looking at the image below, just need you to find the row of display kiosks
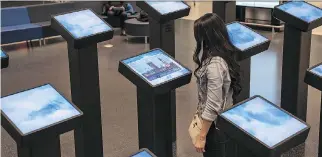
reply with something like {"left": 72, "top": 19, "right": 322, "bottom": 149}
{"left": 305, "top": 62, "right": 322, "bottom": 156}
{"left": 272, "top": 1, "right": 322, "bottom": 121}
{"left": 1, "top": 49, "right": 9, "bottom": 69}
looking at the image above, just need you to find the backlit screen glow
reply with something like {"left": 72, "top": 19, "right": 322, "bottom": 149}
{"left": 1, "top": 50, "right": 7, "bottom": 58}
{"left": 146, "top": 1, "right": 189, "bottom": 15}
{"left": 227, "top": 22, "right": 268, "bottom": 51}
{"left": 122, "top": 49, "right": 190, "bottom": 86}
{"left": 221, "top": 97, "right": 307, "bottom": 148}
{"left": 131, "top": 151, "right": 152, "bottom": 157}
{"left": 310, "top": 64, "right": 322, "bottom": 77}
{"left": 1, "top": 84, "right": 81, "bottom": 135}
{"left": 277, "top": 1, "right": 322, "bottom": 23}
{"left": 54, "top": 9, "right": 112, "bottom": 39}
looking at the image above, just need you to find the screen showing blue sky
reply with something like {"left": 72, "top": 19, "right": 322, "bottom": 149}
{"left": 131, "top": 151, "right": 152, "bottom": 157}
{"left": 1, "top": 84, "right": 81, "bottom": 135}
{"left": 146, "top": 1, "right": 189, "bottom": 15}
{"left": 221, "top": 97, "right": 307, "bottom": 148}
{"left": 1, "top": 50, "right": 7, "bottom": 58}
{"left": 123, "top": 49, "right": 190, "bottom": 86}
{"left": 310, "top": 64, "right": 322, "bottom": 77}
{"left": 227, "top": 22, "right": 268, "bottom": 51}
{"left": 277, "top": 1, "right": 322, "bottom": 23}
{"left": 54, "top": 9, "right": 112, "bottom": 39}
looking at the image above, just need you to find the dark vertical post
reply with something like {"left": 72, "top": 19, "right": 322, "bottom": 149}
{"left": 67, "top": 44, "right": 104, "bottom": 157}
{"left": 319, "top": 95, "right": 322, "bottom": 156}
{"left": 280, "top": 24, "right": 311, "bottom": 121}
{"left": 212, "top": 1, "right": 236, "bottom": 23}
{"left": 236, "top": 58, "right": 251, "bottom": 103}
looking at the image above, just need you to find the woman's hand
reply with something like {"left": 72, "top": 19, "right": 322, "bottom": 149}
{"left": 194, "top": 135, "right": 206, "bottom": 153}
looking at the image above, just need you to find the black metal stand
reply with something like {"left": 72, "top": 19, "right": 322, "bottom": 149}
{"left": 212, "top": 1, "right": 236, "bottom": 23}
{"left": 236, "top": 58, "right": 251, "bottom": 103}
{"left": 137, "top": 88, "right": 176, "bottom": 157}
{"left": 67, "top": 44, "right": 104, "bottom": 157}
{"left": 319, "top": 94, "right": 322, "bottom": 157}
{"left": 17, "top": 135, "right": 61, "bottom": 157}
{"left": 280, "top": 24, "right": 311, "bottom": 121}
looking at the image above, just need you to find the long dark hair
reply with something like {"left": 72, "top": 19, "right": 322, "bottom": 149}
{"left": 193, "top": 13, "right": 241, "bottom": 100}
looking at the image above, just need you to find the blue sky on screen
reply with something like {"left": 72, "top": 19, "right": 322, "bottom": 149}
{"left": 277, "top": 1, "right": 322, "bottom": 23}
{"left": 131, "top": 151, "right": 152, "bottom": 157}
{"left": 1, "top": 50, "right": 6, "bottom": 58}
{"left": 221, "top": 97, "right": 307, "bottom": 147}
{"left": 123, "top": 49, "right": 190, "bottom": 86}
{"left": 146, "top": 1, "right": 188, "bottom": 15}
{"left": 1, "top": 84, "right": 81, "bottom": 134}
{"left": 54, "top": 9, "right": 111, "bottom": 39}
{"left": 227, "top": 23, "right": 268, "bottom": 51}
{"left": 310, "top": 64, "right": 322, "bottom": 77}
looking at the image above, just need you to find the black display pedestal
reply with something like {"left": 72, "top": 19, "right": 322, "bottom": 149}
{"left": 67, "top": 44, "right": 104, "bottom": 157}
{"left": 137, "top": 89, "right": 176, "bottom": 157}
{"left": 236, "top": 58, "right": 251, "bottom": 103}
{"left": 212, "top": 1, "right": 236, "bottom": 23}
{"left": 18, "top": 135, "right": 61, "bottom": 157}
{"left": 280, "top": 24, "right": 311, "bottom": 121}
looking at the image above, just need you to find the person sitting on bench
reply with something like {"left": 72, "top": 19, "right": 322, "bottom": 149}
{"left": 102, "top": 1, "right": 134, "bottom": 36}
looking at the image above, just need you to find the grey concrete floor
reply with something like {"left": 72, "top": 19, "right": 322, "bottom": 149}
{"left": 1, "top": 19, "right": 322, "bottom": 157}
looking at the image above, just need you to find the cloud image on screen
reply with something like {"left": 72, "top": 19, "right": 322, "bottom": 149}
{"left": 1, "top": 50, "right": 7, "bottom": 58}
{"left": 54, "top": 9, "right": 112, "bottom": 39}
{"left": 227, "top": 23, "right": 268, "bottom": 51}
{"left": 1, "top": 84, "right": 81, "bottom": 135}
{"left": 221, "top": 97, "right": 307, "bottom": 147}
{"left": 146, "top": 1, "right": 188, "bottom": 15}
{"left": 132, "top": 151, "right": 152, "bottom": 157}
{"left": 277, "top": 1, "right": 322, "bottom": 23}
{"left": 310, "top": 64, "right": 322, "bottom": 77}
{"left": 123, "top": 49, "right": 190, "bottom": 86}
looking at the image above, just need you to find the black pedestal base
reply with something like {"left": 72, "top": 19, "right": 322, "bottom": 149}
{"left": 280, "top": 25, "right": 311, "bottom": 121}
{"left": 137, "top": 89, "right": 176, "bottom": 157}
{"left": 212, "top": 1, "right": 236, "bottom": 23}
{"left": 67, "top": 44, "right": 104, "bottom": 157}
{"left": 319, "top": 94, "right": 322, "bottom": 157}
{"left": 18, "top": 135, "right": 61, "bottom": 157}
{"left": 236, "top": 58, "right": 251, "bottom": 103}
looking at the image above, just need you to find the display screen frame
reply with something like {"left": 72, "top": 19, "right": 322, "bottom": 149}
{"left": 1, "top": 84, "right": 83, "bottom": 136}
{"left": 129, "top": 148, "right": 157, "bottom": 157}
{"left": 308, "top": 62, "right": 322, "bottom": 79}
{"left": 275, "top": 1, "right": 322, "bottom": 24}
{"left": 52, "top": 8, "right": 113, "bottom": 40}
{"left": 145, "top": 1, "right": 190, "bottom": 16}
{"left": 220, "top": 95, "right": 309, "bottom": 149}
{"left": 120, "top": 48, "right": 191, "bottom": 88}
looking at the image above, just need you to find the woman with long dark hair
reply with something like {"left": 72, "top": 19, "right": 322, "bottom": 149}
{"left": 191, "top": 13, "right": 241, "bottom": 157}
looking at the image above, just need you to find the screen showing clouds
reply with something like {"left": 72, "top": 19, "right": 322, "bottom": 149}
{"left": 123, "top": 49, "right": 190, "bottom": 86}
{"left": 221, "top": 97, "right": 307, "bottom": 148}
{"left": 227, "top": 23, "right": 268, "bottom": 51}
{"left": 1, "top": 50, "right": 7, "bottom": 58}
{"left": 54, "top": 9, "right": 112, "bottom": 39}
{"left": 277, "top": 1, "right": 322, "bottom": 23}
{"left": 131, "top": 151, "right": 152, "bottom": 157}
{"left": 1, "top": 84, "right": 81, "bottom": 135}
{"left": 146, "top": 1, "right": 189, "bottom": 15}
{"left": 310, "top": 64, "right": 322, "bottom": 77}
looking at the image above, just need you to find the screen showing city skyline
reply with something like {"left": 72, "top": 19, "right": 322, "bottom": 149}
{"left": 146, "top": 1, "right": 189, "bottom": 15}
{"left": 277, "top": 1, "right": 322, "bottom": 23}
{"left": 122, "top": 49, "right": 190, "bottom": 86}
{"left": 131, "top": 151, "right": 153, "bottom": 157}
{"left": 1, "top": 50, "right": 7, "bottom": 58}
{"left": 227, "top": 22, "right": 268, "bottom": 51}
{"left": 310, "top": 64, "right": 322, "bottom": 77}
{"left": 221, "top": 97, "right": 308, "bottom": 148}
{"left": 54, "top": 9, "right": 112, "bottom": 39}
{"left": 1, "top": 84, "right": 81, "bottom": 135}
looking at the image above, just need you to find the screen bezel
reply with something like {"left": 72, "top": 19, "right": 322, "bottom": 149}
{"left": 308, "top": 62, "right": 322, "bottom": 79}
{"left": 1, "top": 83, "right": 83, "bottom": 136}
{"left": 145, "top": 1, "right": 190, "bottom": 16}
{"left": 130, "top": 148, "right": 157, "bottom": 157}
{"left": 52, "top": 8, "right": 113, "bottom": 40}
{"left": 226, "top": 22, "right": 270, "bottom": 52}
{"left": 220, "top": 95, "right": 309, "bottom": 149}
{"left": 275, "top": 1, "right": 322, "bottom": 24}
{"left": 120, "top": 48, "right": 192, "bottom": 88}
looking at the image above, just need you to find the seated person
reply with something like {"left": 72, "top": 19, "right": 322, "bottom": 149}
{"left": 102, "top": 1, "right": 135, "bottom": 36}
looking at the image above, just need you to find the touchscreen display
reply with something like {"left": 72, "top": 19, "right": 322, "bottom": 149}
{"left": 310, "top": 64, "right": 322, "bottom": 77}
{"left": 221, "top": 97, "right": 308, "bottom": 148}
{"left": 1, "top": 84, "right": 81, "bottom": 135}
{"left": 146, "top": 1, "right": 189, "bottom": 15}
{"left": 122, "top": 49, "right": 190, "bottom": 86}
{"left": 227, "top": 22, "right": 268, "bottom": 51}
{"left": 54, "top": 9, "right": 112, "bottom": 39}
{"left": 277, "top": 1, "right": 322, "bottom": 23}
{"left": 131, "top": 150, "right": 152, "bottom": 157}
{"left": 1, "top": 50, "right": 7, "bottom": 58}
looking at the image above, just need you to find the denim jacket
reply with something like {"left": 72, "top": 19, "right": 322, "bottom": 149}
{"left": 196, "top": 56, "right": 233, "bottom": 122}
